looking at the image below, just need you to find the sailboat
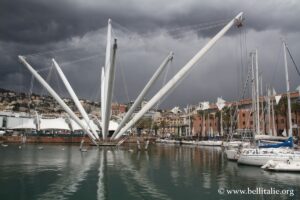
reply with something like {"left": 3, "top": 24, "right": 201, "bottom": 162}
{"left": 262, "top": 158, "right": 300, "bottom": 172}
{"left": 224, "top": 53, "right": 256, "bottom": 161}
{"left": 237, "top": 41, "right": 300, "bottom": 166}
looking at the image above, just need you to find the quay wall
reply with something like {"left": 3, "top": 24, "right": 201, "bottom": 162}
{"left": 0, "top": 135, "right": 157, "bottom": 144}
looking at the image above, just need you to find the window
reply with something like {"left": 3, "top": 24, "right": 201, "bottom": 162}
{"left": 243, "top": 121, "right": 246, "bottom": 125}
{"left": 242, "top": 113, "right": 245, "bottom": 117}
{"left": 281, "top": 119, "right": 284, "bottom": 124}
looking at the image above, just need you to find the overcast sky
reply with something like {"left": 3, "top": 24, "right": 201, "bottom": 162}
{"left": 1, "top": 0, "right": 300, "bottom": 108}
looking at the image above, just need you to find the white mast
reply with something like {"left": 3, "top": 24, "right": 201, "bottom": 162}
{"left": 202, "top": 111, "right": 205, "bottom": 137}
{"left": 260, "top": 76, "right": 265, "bottom": 134}
{"left": 255, "top": 49, "right": 260, "bottom": 134}
{"left": 52, "top": 59, "right": 100, "bottom": 140}
{"left": 271, "top": 95, "right": 277, "bottom": 136}
{"left": 111, "top": 52, "right": 173, "bottom": 139}
{"left": 216, "top": 97, "right": 225, "bottom": 136}
{"left": 101, "top": 19, "right": 112, "bottom": 139}
{"left": 101, "top": 66, "right": 105, "bottom": 138}
{"left": 283, "top": 41, "right": 293, "bottom": 137}
{"left": 18, "top": 56, "right": 98, "bottom": 145}
{"left": 188, "top": 105, "right": 191, "bottom": 136}
{"left": 251, "top": 53, "right": 256, "bottom": 133}
{"left": 230, "top": 107, "right": 233, "bottom": 134}
{"left": 267, "top": 87, "right": 271, "bottom": 135}
{"left": 105, "top": 38, "right": 117, "bottom": 137}
{"left": 114, "top": 12, "right": 244, "bottom": 139}
{"left": 220, "top": 110, "right": 223, "bottom": 136}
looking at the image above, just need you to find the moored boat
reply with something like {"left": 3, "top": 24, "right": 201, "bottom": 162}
{"left": 237, "top": 148, "right": 300, "bottom": 166}
{"left": 262, "top": 159, "right": 300, "bottom": 172}
{"left": 198, "top": 140, "right": 223, "bottom": 146}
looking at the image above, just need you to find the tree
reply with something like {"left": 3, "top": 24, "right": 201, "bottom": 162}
{"left": 291, "top": 100, "right": 300, "bottom": 136}
{"left": 275, "top": 96, "right": 288, "bottom": 134}
{"left": 222, "top": 107, "right": 231, "bottom": 134}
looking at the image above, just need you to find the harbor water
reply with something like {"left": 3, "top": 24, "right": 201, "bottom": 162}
{"left": 0, "top": 144, "right": 299, "bottom": 200}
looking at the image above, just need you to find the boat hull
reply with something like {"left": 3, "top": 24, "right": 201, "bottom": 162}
{"left": 238, "top": 151, "right": 300, "bottom": 166}
{"left": 262, "top": 160, "right": 300, "bottom": 172}
{"left": 225, "top": 149, "right": 239, "bottom": 161}
{"left": 198, "top": 141, "right": 223, "bottom": 146}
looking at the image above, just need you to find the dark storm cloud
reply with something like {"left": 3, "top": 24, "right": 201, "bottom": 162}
{"left": 2, "top": 0, "right": 300, "bottom": 44}
{"left": 1, "top": 0, "right": 300, "bottom": 108}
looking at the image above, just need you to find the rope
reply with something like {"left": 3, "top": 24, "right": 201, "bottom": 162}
{"left": 112, "top": 18, "right": 230, "bottom": 39}
{"left": 36, "top": 54, "right": 101, "bottom": 72}
{"left": 53, "top": 67, "right": 64, "bottom": 98}
{"left": 24, "top": 47, "right": 85, "bottom": 57}
{"left": 119, "top": 59, "right": 130, "bottom": 103}
{"left": 40, "top": 62, "right": 54, "bottom": 96}
{"left": 271, "top": 45, "right": 282, "bottom": 87}
{"left": 148, "top": 59, "right": 172, "bottom": 133}
{"left": 286, "top": 46, "right": 300, "bottom": 77}
{"left": 229, "top": 27, "right": 251, "bottom": 134}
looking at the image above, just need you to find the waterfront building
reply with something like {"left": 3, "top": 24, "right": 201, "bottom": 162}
{"left": 191, "top": 91, "right": 300, "bottom": 138}
{"left": 154, "top": 109, "right": 185, "bottom": 137}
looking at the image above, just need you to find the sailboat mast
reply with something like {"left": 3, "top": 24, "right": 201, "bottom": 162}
{"left": 283, "top": 41, "right": 293, "bottom": 137}
{"left": 271, "top": 95, "right": 276, "bottom": 136}
{"left": 202, "top": 111, "right": 205, "bottom": 137}
{"left": 189, "top": 105, "right": 191, "bottom": 136}
{"left": 267, "top": 87, "right": 271, "bottom": 135}
{"left": 255, "top": 49, "right": 260, "bottom": 134}
{"left": 260, "top": 76, "right": 265, "bottom": 134}
{"left": 220, "top": 110, "right": 223, "bottom": 136}
{"left": 251, "top": 53, "right": 256, "bottom": 134}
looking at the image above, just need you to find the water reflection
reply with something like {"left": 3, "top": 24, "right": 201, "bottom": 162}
{"left": 112, "top": 149, "right": 171, "bottom": 200}
{"left": 1, "top": 144, "right": 300, "bottom": 200}
{"left": 36, "top": 148, "right": 98, "bottom": 200}
{"left": 97, "top": 150, "right": 105, "bottom": 200}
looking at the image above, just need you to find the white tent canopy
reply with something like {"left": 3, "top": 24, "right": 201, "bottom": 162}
{"left": 96, "top": 120, "right": 118, "bottom": 131}
{"left": 109, "top": 120, "right": 118, "bottom": 131}
{"left": 6, "top": 116, "right": 36, "bottom": 129}
{"left": 70, "top": 119, "right": 100, "bottom": 132}
{"left": 0, "top": 116, "right": 3, "bottom": 128}
{"left": 40, "top": 118, "right": 70, "bottom": 130}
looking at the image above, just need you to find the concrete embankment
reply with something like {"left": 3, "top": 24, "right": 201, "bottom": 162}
{"left": 0, "top": 135, "right": 157, "bottom": 145}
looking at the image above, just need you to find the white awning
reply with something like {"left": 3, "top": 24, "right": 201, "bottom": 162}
{"left": 0, "top": 116, "right": 3, "bottom": 128}
{"left": 70, "top": 119, "right": 81, "bottom": 131}
{"left": 109, "top": 120, "right": 118, "bottom": 131}
{"left": 96, "top": 120, "right": 118, "bottom": 131}
{"left": 6, "top": 116, "right": 36, "bottom": 129}
{"left": 40, "top": 118, "right": 70, "bottom": 130}
{"left": 70, "top": 119, "right": 100, "bottom": 131}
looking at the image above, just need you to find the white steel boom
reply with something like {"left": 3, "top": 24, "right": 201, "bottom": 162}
{"left": 111, "top": 52, "right": 173, "bottom": 139}
{"left": 115, "top": 12, "right": 244, "bottom": 139}
{"left": 101, "top": 19, "right": 112, "bottom": 139}
{"left": 52, "top": 59, "right": 100, "bottom": 140}
{"left": 103, "top": 38, "right": 117, "bottom": 138}
{"left": 101, "top": 66, "right": 105, "bottom": 139}
{"left": 18, "top": 56, "right": 98, "bottom": 145}
{"left": 102, "top": 19, "right": 118, "bottom": 139}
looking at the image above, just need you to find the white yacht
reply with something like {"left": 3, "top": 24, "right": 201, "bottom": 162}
{"left": 262, "top": 159, "right": 300, "bottom": 172}
{"left": 237, "top": 148, "right": 300, "bottom": 166}
{"left": 198, "top": 140, "right": 223, "bottom": 146}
